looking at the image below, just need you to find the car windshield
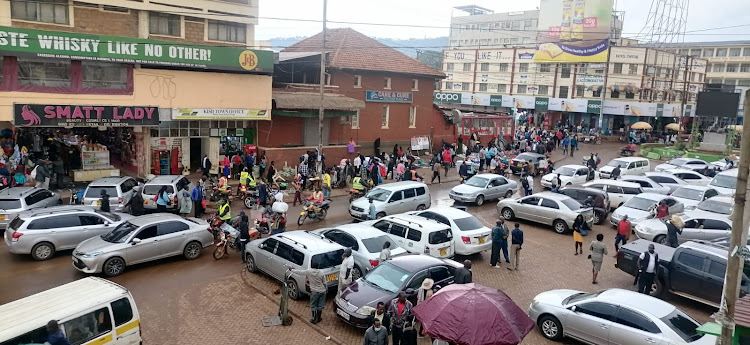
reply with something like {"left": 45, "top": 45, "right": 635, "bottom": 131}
{"left": 667, "top": 158, "right": 688, "bottom": 166}
{"left": 607, "top": 160, "right": 628, "bottom": 168}
{"left": 710, "top": 175, "right": 737, "bottom": 189}
{"left": 465, "top": 177, "right": 488, "bottom": 188}
{"left": 623, "top": 197, "right": 657, "bottom": 211}
{"left": 561, "top": 198, "right": 582, "bottom": 211}
{"left": 660, "top": 309, "right": 704, "bottom": 342}
{"left": 362, "top": 235, "right": 394, "bottom": 253}
{"left": 311, "top": 249, "right": 344, "bottom": 269}
{"left": 454, "top": 216, "right": 484, "bottom": 231}
{"left": 85, "top": 186, "right": 118, "bottom": 198}
{"left": 95, "top": 210, "right": 121, "bottom": 222}
{"left": 366, "top": 188, "right": 391, "bottom": 202}
{"left": 363, "top": 262, "right": 410, "bottom": 293}
{"left": 0, "top": 199, "right": 22, "bottom": 210}
{"left": 101, "top": 221, "right": 138, "bottom": 243}
{"left": 555, "top": 167, "right": 576, "bottom": 176}
{"left": 671, "top": 188, "right": 703, "bottom": 200}
{"left": 697, "top": 200, "right": 733, "bottom": 215}
{"left": 562, "top": 290, "right": 604, "bottom": 305}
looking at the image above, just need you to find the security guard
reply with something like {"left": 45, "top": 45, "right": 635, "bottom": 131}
{"left": 217, "top": 199, "right": 231, "bottom": 222}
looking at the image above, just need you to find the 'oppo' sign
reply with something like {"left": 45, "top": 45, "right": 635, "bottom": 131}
{"left": 434, "top": 92, "right": 461, "bottom": 103}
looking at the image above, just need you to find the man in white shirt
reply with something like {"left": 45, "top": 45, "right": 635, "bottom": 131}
{"left": 637, "top": 244, "right": 659, "bottom": 295}
{"left": 337, "top": 248, "right": 355, "bottom": 298}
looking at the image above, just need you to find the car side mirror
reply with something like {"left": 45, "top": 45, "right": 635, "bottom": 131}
{"left": 569, "top": 305, "right": 577, "bottom": 312}
{"left": 104, "top": 222, "right": 110, "bottom": 227}
{"left": 259, "top": 243, "right": 266, "bottom": 249}
{"left": 131, "top": 238, "right": 142, "bottom": 245}
{"left": 405, "top": 288, "right": 416, "bottom": 295}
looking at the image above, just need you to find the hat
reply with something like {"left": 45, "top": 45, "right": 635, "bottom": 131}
{"left": 420, "top": 278, "right": 434, "bottom": 290}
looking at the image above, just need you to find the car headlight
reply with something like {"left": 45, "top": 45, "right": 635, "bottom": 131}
{"left": 356, "top": 306, "right": 376, "bottom": 316}
{"left": 530, "top": 298, "right": 539, "bottom": 310}
{"left": 81, "top": 251, "right": 103, "bottom": 258}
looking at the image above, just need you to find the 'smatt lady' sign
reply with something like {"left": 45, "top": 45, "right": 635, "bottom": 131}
{"left": 14, "top": 104, "right": 160, "bottom": 127}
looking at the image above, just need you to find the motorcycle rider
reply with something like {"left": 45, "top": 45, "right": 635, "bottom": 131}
{"left": 217, "top": 198, "right": 231, "bottom": 225}
{"left": 307, "top": 187, "right": 325, "bottom": 205}
{"left": 217, "top": 173, "right": 229, "bottom": 195}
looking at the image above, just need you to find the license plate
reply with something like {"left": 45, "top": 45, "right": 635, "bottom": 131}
{"left": 0, "top": 215, "right": 5, "bottom": 220}
{"left": 336, "top": 308, "right": 350, "bottom": 320}
{"left": 96, "top": 200, "right": 102, "bottom": 206}
{"left": 326, "top": 273, "right": 337, "bottom": 282}
{"left": 440, "top": 248, "right": 447, "bottom": 256}
{"left": 517, "top": 163, "right": 523, "bottom": 167}
{"left": 478, "top": 237, "right": 485, "bottom": 244}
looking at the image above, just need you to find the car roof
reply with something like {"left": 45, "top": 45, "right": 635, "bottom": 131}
{"left": 277, "top": 231, "right": 345, "bottom": 253}
{"left": 674, "top": 185, "right": 713, "bottom": 192}
{"left": 327, "top": 224, "right": 393, "bottom": 239}
{"left": 515, "top": 152, "right": 545, "bottom": 157}
{"left": 644, "top": 171, "right": 681, "bottom": 179}
{"left": 0, "top": 187, "right": 38, "bottom": 198}
{"left": 373, "top": 181, "right": 427, "bottom": 191}
{"left": 530, "top": 191, "right": 573, "bottom": 201}
{"left": 680, "top": 240, "right": 731, "bottom": 259}
{"left": 558, "top": 164, "right": 588, "bottom": 170}
{"left": 716, "top": 168, "right": 739, "bottom": 177}
{"left": 146, "top": 175, "right": 183, "bottom": 184}
{"left": 583, "top": 180, "right": 641, "bottom": 188}
{"left": 620, "top": 175, "right": 653, "bottom": 181}
{"left": 88, "top": 176, "right": 132, "bottom": 185}
{"left": 387, "top": 253, "right": 462, "bottom": 272}
{"left": 19, "top": 205, "right": 98, "bottom": 218}
{"left": 380, "top": 214, "right": 451, "bottom": 231}
{"left": 705, "top": 196, "right": 733, "bottom": 204}
{"left": 560, "top": 186, "right": 608, "bottom": 196}
{"left": 597, "top": 289, "right": 675, "bottom": 318}
{"left": 679, "top": 210, "right": 732, "bottom": 221}
{"left": 128, "top": 213, "right": 184, "bottom": 226}
{"left": 474, "top": 173, "right": 504, "bottom": 179}
{"left": 662, "top": 168, "right": 705, "bottom": 175}
{"left": 415, "top": 206, "right": 475, "bottom": 219}
{"left": 631, "top": 193, "right": 673, "bottom": 201}
{"left": 610, "top": 157, "right": 648, "bottom": 162}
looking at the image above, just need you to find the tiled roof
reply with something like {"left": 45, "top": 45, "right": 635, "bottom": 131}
{"left": 283, "top": 28, "right": 445, "bottom": 78}
{"left": 735, "top": 295, "right": 750, "bottom": 328}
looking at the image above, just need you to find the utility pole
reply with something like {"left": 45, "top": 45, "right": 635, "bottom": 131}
{"left": 599, "top": 46, "right": 611, "bottom": 132}
{"left": 678, "top": 55, "right": 690, "bottom": 139}
{"left": 317, "top": 0, "right": 328, "bottom": 173}
{"left": 719, "top": 89, "right": 750, "bottom": 345}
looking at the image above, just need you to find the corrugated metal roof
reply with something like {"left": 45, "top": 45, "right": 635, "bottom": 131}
{"left": 278, "top": 51, "right": 322, "bottom": 62}
{"left": 273, "top": 91, "right": 365, "bottom": 111}
{"left": 735, "top": 295, "right": 750, "bottom": 328}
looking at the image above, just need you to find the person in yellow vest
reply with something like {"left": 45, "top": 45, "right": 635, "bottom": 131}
{"left": 240, "top": 168, "right": 249, "bottom": 186}
{"left": 352, "top": 176, "right": 366, "bottom": 192}
{"left": 217, "top": 199, "right": 231, "bottom": 223}
{"left": 218, "top": 174, "right": 229, "bottom": 193}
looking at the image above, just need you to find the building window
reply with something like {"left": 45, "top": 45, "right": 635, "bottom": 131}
{"left": 741, "top": 64, "right": 750, "bottom": 73}
{"left": 384, "top": 77, "right": 391, "bottom": 89}
{"left": 730, "top": 48, "right": 742, "bottom": 57}
{"left": 646, "top": 66, "right": 655, "bottom": 76}
{"left": 727, "top": 64, "right": 739, "bottom": 72}
{"left": 0, "top": 57, "right": 4, "bottom": 85}
{"left": 499, "top": 63, "right": 509, "bottom": 72}
{"left": 690, "top": 72, "right": 696, "bottom": 81}
{"left": 444, "top": 82, "right": 452, "bottom": 90}
{"left": 207, "top": 20, "right": 246, "bottom": 43}
{"left": 560, "top": 64, "right": 571, "bottom": 78}
{"left": 511, "top": 21, "right": 520, "bottom": 30}
{"left": 744, "top": 48, "right": 750, "bottom": 57}
{"left": 739, "top": 79, "right": 750, "bottom": 87}
{"left": 351, "top": 110, "right": 359, "bottom": 129}
{"left": 690, "top": 49, "right": 701, "bottom": 57}
{"left": 575, "top": 85, "right": 585, "bottom": 97}
{"left": 539, "top": 64, "right": 551, "bottom": 73}
{"left": 446, "top": 63, "right": 454, "bottom": 71}
{"left": 408, "top": 106, "right": 417, "bottom": 128}
{"left": 611, "top": 91, "right": 620, "bottom": 98}
{"left": 463, "top": 63, "right": 471, "bottom": 72}
{"left": 82, "top": 62, "right": 127, "bottom": 89}
{"left": 17, "top": 57, "right": 71, "bottom": 87}
{"left": 592, "top": 89, "right": 601, "bottom": 97}
{"left": 354, "top": 75, "right": 362, "bottom": 88}
{"left": 480, "top": 63, "right": 489, "bottom": 72}
{"left": 11, "top": 0, "right": 69, "bottom": 25}
{"left": 381, "top": 106, "right": 389, "bottom": 128}
{"left": 519, "top": 63, "right": 529, "bottom": 72}
{"left": 613, "top": 63, "right": 623, "bottom": 74}
{"left": 498, "top": 84, "right": 507, "bottom": 93}
{"left": 558, "top": 86, "right": 569, "bottom": 98}
{"left": 478, "top": 83, "right": 487, "bottom": 91}
{"left": 678, "top": 49, "right": 688, "bottom": 55}
{"left": 150, "top": 12, "right": 181, "bottom": 36}
{"left": 725, "top": 79, "right": 737, "bottom": 85}
{"left": 629, "top": 64, "right": 638, "bottom": 75}
{"left": 517, "top": 85, "right": 527, "bottom": 94}
{"left": 702, "top": 49, "right": 714, "bottom": 57}
{"left": 461, "top": 82, "right": 470, "bottom": 91}
{"left": 714, "top": 64, "right": 725, "bottom": 72}
{"left": 411, "top": 79, "right": 418, "bottom": 91}
{"left": 625, "top": 91, "right": 635, "bottom": 99}
{"left": 716, "top": 48, "right": 728, "bottom": 57}
{"left": 538, "top": 85, "right": 549, "bottom": 95}
{"left": 510, "top": 38, "right": 518, "bottom": 45}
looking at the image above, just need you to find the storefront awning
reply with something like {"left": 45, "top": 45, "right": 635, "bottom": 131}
{"left": 273, "top": 91, "right": 365, "bottom": 111}
{"left": 587, "top": 85, "right": 603, "bottom": 92}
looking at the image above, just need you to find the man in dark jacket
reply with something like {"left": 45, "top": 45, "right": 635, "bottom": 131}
{"left": 611, "top": 165, "right": 621, "bottom": 180}
{"left": 125, "top": 187, "right": 144, "bottom": 216}
{"left": 490, "top": 220, "right": 509, "bottom": 267}
{"left": 34, "top": 159, "right": 50, "bottom": 189}
{"left": 363, "top": 318, "right": 389, "bottom": 345}
{"left": 636, "top": 244, "right": 659, "bottom": 295}
{"left": 454, "top": 260, "right": 472, "bottom": 284}
{"left": 387, "top": 292, "right": 413, "bottom": 345}
{"left": 368, "top": 302, "right": 391, "bottom": 332}
{"left": 99, "top": 189, "right": 110, "bottom": 213}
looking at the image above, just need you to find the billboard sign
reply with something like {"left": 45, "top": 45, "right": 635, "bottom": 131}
{"left": 433, "top": 92, "right": 462, "bottom": 104}
{"left": 172, "top": 108, "right": 269, "bottom": 121}
{"left": 366, "top": 91, "right": 413, "bottom": 103}
{"left": 14, "top": 104, "right": 159, "bottom": 127}
{"left": 534, "top": 0, "right": 613, "bottom": 63}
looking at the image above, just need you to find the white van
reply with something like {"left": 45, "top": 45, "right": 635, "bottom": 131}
{"left": 0, "top": 277, "right": 141, "bottom": 345}
{"left": 366, "top": 214, "right": 454, "bottom": 258}
{"left": 582, "top": 180, "right": 644, "bottom": 209}
{"left": 349, "top": 181, "right": 431, "bottom": 220}
{"left": 598, "top": 157, "right": 651, "bottom": 179}
{"left": 709, "top": 168, "right": 739, "bottom": 195}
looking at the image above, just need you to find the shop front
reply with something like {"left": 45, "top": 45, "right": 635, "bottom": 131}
{"left": 12, "top": 103, "right": 159, "bottom": 181}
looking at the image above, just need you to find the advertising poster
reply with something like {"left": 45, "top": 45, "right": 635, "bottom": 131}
{"left": 534, "top": 0, "right": 613, "bottom": 63}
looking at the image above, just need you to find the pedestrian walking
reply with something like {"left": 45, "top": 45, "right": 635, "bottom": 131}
{"left": 589, "top": 234, "right": 608, "bottom": 284}
{"left": 337, "top": 248, "right": 354, "bottom": 299}
{"left": 363, "top": 318, "right": 389, "bottom": 345}
{"left": 430, "top": 158, "right": 441, "bottom": 184}
{"left": 155, "top": 185, "right": 170, "bottom": 212}
{"left": 288, "top": 262, "right": 327, "bottom": 324}
{"left": 615, "top": 215, "right": 631, "bottom": 253}
{"left": 33, "top": 159, "right": 50, "bottom": 189}
{"left": 125, "top": 186, "right": 144, "bottom": 216}
{"left": 292, "top": 174, "right": 303, "bottom": 206}
{"left": 636, "top": 244, "right": 659, "bottom": 295}
{"left": 177, "top": 185, "right": 192, "bottom": 217}
{"left": 572, "top": 214, "right": 587, "bottom": 255}
{"left": 508, "top": 223, "right": 524, "bottom": 271}
{"left": 52, "top": 156, "right": 65, "bottom": 189}
{"left": 570, "top": 136, "right": 578, "bottom": 157}
{"left": 202, "top": 155, "right": 212, "bottom": 176}
{"left": 522, "top": 174, "right": 533, "bottom": 196}
{"left": 238, "top": 211, "right": 250, "bottom": 256}
{"left": 387, "top": 292, "right": 414, "bottom": 345}
{"left": 562, "top": 136, "right": 570, "bottom": 155}
{"left": 367, "top": 198, "right": 378, "bottom": 220}
{"left": 99, "top": 189, "right": 110, "bottom": 213}
{"left": 415, "top": 278, "right": 434, "bottom": 338}
{"left": 490, "top": 219, "right": 510, "bottom": 267}
{"left": 666, "top": 215, "right": 684, "bottom": 248}
{"left": 191, "top": 182, "right": 204, "bottom": 218}
{"left": 454, "top": 260, "right": 472, "bottom": 284}
{"left": 379, "top": 241, "right": 392, "bottom": 262}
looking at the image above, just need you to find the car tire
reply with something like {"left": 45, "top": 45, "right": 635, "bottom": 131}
{"left": 352, "top": 266, "right": 363, "bottom": 281}
{"left": 652, "top": 278, "right": 664, "bottom": 296}
{"left": 245, "top": 254, "right": 258, "bottom": 273}
{"left": 184, "top": 241, "right": 202, "bottom": 260}
{"left": 552, "top": 219, "right": 569, "bottom": 234}
{"left": 103, "top": 257, "right": 126, "bottom": 277}
{"left": 416, "top": 205, "right": 426, "bottom": 211}
{"left": 376, "top": 212, "right": 386, "bottom": 219}
{"left": 287, "top": 279, "right": 301, "bottom": 300}
{"left": 475, "top": 195, "right": 485, "bottom": 206}
{"left": 654, "top": 235, "right": 667, "bottom": 245}
{"left": 538, "top": 315, "right": 563, "bottom": 341}
{"left": 31, "top": 242, "right": 55, "bottom": 261}
{"left": 593, "top": 211, "right": 604, "bottom": 225}
{"left": 504, "top": 190, "right": 513, "bottom": 199}
{"left": 501, "top": 208, "right": 515, "bottom": 220}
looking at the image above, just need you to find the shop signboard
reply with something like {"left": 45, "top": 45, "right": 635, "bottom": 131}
{"left": 576, "top": 75, "right": 605, "bottom": 84}
{"left": 433, "top": 92, "right": 462, "bottom": 104}
{"left": 490, "top": 95, "right": 504, "bottom": 106}
{"left": 501, "top": 95, "right": 515, "bottom": 108}
{"left": 13, "top": 104, "right": 159, "bottom": 127}
{"left": 172, "top": 108, "right": 270, "bottom": 120}
{"left": 0, "top": 26, "right": 274, "bottom": 73}
{"left": 548, "top": 98, "right": 564, "bottom": 111}
{"left": 366, "top": 91, "right": 413, "bottom": 103}
{"left": 563, "top": 99, "right": 589, "bottom": 113}
{"left": 587, "top": 100, "right": 602, "bottom": 113}
{"left": 515, "top": 96, "right": 535, "bottom": 109}
{"left": 469, "top": 93, "right": 491, "bottom": 106}
{"left": 534, "top": 0, "right": 613, "bottom": 62}
{"left": 535, "top": 97, "right": 550, "bottom": 110}
{"left": 603, "top": 100, "right": 625, "bottom": 115}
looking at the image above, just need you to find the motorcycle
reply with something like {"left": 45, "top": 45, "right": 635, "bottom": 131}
{"left": 297, "top": 199, "right": 331, "bottom": 226}
{"left": 349, "top": 188, "right": 367, "bottom": 202}
{"left": 210, "top": 185, "right": 233, "bottom": 203}
{"left": 213, "top": 222, "right": 240, "bottom": 260}
{"left": 620, "top": 143, "right": 637, "bottom": 157}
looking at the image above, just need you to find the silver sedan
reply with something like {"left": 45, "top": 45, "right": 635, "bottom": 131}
{"left": 496, "top": 192, "right": 594, "bottom": 234}
{"left": 528, "top": 288, "right": 716, "bottom": 344}
{"left": 449, "top": 173, "right": 517, "bottom": 206}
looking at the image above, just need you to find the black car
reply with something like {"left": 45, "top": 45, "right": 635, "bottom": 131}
{"left": 334, "top": 254, "right": 462, "bottom": 328}
{"left": 558, "top": 186, "right": 610, "bottom": 225}
{"left": 509, "top": 153, "right": 546, "bottom": 175}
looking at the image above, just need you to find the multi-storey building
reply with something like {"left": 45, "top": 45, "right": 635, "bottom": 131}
{"left": 449, "top": 6, "right": 540, "bottom": 49}
{"left": 0, "top": 0, "right": 272, "bottom": 178}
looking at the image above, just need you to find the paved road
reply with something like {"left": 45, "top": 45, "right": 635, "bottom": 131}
{"left": 0, "top": 141, "right": 725, "bottom": 344}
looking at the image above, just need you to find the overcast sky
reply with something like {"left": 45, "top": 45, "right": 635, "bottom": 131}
{"left": 256, "top": 0, "right": 750, "bottom": 44}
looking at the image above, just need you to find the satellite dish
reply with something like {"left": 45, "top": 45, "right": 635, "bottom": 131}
{"left": 450, "top": 109, "right": 463, "bottom": 124}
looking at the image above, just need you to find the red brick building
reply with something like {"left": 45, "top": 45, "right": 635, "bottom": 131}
{"left": 258, "top": 28, "right": 453, "bottom": 166}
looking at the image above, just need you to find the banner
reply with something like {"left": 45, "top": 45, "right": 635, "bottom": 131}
{"left": 433, "top": 92, "right": 462, "bottom": 104}
{"left": 14, "top": 104, "right": 160, "bottom": 127}
{"left": 366, "top": 91, "right": 413, "bottom": 103}
{"left": 534, "top": 0, "right": 613, "bottom": 62}
{"left": 172, "top": 108, "right": 269, "bottom": 121}
{"left": 587, "top": 100, "right": 602, "bottom": 113}
{"left": 0, "top": 26, "right": 274, "bottom": 73}
{"left": 535, "top": 97, "right": 550, "bottom": 110}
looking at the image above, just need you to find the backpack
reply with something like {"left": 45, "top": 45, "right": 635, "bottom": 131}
{"left": 521, "top": 177, "right": 530, "bottom": 189}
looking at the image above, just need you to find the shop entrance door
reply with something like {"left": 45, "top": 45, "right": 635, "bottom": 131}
{"left": 190, "top": 138, "right": 202, "bottom": 173}
{"left": 303, "top": 118, "right": 329, "bottom": 146}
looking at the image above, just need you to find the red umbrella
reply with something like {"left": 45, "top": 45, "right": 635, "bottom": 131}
{"left": 413, "top": 283, "right": 534, "bottom": 345}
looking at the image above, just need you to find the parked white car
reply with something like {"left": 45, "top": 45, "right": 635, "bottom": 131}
{"left": 541, "top": 165, "right": 591, "bottom": 189}
{"left": 695, "top": 196, "right": 733, "bottom": 218}
{"left": 670, "top": 185, "right": 721, "bottom": 210}
{"left": 449, "top": 174, "right": 516, "bottom": 206}
{"left": 643, "top": 172, "right": 688, "bottom": 194}
{"left": 662, "top": 169, "right": 712, "bottom": 187}
{"left": 708, "top": 168, "right": 738, "bottom": 195}
{"left": 407, "top": 206, "right": 492, "bottom": 256}
{"left": 598, "top": 157, "right": 650, "bottom": 179}
{"left": 609, "top": 193, "right": 684, "bottom": 227}
{"left": 581, "top": 180, "right": 643, "bottom": 209}
{"left": 634, "top": 211, "right": 732, "bottom": 245}
{"left": 496, "top": 192, "right": 594, "bottom": 234}
{"left": 619, "top": 175, "right": 671, "bottom": 195}
{"left": 655, "top": 158, "right": 711, "bottom": 173}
